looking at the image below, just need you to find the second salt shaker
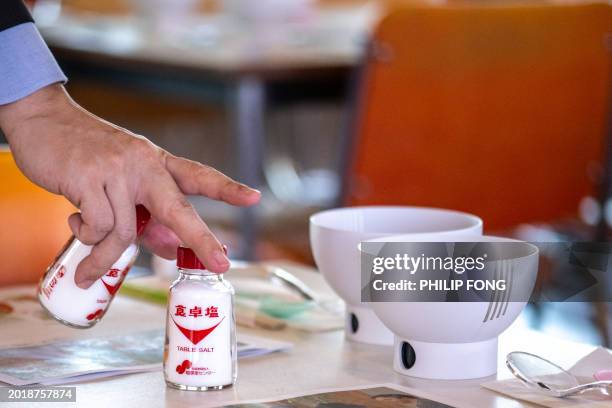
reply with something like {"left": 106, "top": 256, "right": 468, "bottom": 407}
{"left": 164, "top": 246, "right": 236, "bottom": 390}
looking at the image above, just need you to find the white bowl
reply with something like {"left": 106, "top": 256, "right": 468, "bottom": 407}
{"left": 367, "top": 235, "right": 538, "bottom": 379}
{"left": 309, "top": 206, "right": 483, "bottom": 345}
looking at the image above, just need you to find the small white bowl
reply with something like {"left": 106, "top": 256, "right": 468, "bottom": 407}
{"left": 309, "top": 206, "right": 482, "bottom": 345}
{"left": 367, "top": 235, "right": 538, "bottom": 379}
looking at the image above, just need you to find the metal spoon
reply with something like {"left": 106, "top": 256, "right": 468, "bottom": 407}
{"left": 230, "top": 262, "right": 343, "bottom": 314}
{"left": 507, "top": 351, "right": 612, "bottom": 398}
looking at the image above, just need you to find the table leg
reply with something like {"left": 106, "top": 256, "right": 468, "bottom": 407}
{"left": 228, "top": 76, "right": 266, "bottom": 260}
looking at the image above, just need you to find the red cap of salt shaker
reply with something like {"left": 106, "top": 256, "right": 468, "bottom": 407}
{"left": 136, "top": 205, "right": 151, "bottom": 236}
{"left": 177, "top": 247, "right": 206, "bottom": 270}
{"left": 176, "top": 245, "right": 228, "bottom": 270}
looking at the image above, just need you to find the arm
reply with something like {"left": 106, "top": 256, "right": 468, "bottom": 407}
{"left": 0, "top": 1, "right": 66, "bottom": 104}
{"left": 0, "top": 4, "right": 260, "bottom": 288}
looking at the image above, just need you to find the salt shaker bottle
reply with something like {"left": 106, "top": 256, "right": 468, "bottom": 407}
{"left": 164, "top": 246, "right": 236, "bottom": 391}
{"left": 38, "top": 205, "right": 151, "bottom": 328}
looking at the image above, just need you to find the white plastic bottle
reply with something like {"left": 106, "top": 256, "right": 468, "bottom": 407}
{"left": 164, "top": 246, "right": 236, "bottom": 391}
{"left": 38, "top": 205, "right": 150, "bottom": 328}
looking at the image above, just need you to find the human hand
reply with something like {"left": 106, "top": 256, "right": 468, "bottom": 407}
{"left": 0, "top": 84, "right": 260, "bottom": 288}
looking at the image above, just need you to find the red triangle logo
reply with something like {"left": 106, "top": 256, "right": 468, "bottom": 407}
{"left": 172, "top": 317, "right": 225, "bottom": 345}
{"left": 101, "top": 280, "right": 120, "bottom": 295}
{"left": 100, "top": 267, "right": 130, "bottom": 295}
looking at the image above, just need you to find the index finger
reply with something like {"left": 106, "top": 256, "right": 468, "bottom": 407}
{"left": 165, "top": 155, "right": 260, "bottom": 207}
{"left": 142, "top": 173, "right": 230, "bottom": 273}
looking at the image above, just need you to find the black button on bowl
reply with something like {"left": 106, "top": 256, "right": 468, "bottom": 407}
{"left": 401, "top": 341, "right": 416, "bottom": 369}
{"left": 350, "top": 313, "right": 359, "bottom": 333}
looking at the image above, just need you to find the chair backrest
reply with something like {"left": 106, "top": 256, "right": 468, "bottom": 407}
{"left": 344, "top": 3, "right": 612, "bottom": 230}
{"left": 0, "top": 149, "right": 74, "bottom": 286}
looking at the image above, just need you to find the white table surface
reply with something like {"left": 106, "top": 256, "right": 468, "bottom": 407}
{"left": 0, "top": 261, "right": 598, "bottom": 408}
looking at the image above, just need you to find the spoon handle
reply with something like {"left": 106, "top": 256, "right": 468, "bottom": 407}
{"left": 566, "top": 380, "right": 612, "bottom": 397}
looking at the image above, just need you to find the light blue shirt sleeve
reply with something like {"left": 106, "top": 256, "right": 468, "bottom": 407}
{"left": 0, "top": 22, "right": 67, "bottom": 105}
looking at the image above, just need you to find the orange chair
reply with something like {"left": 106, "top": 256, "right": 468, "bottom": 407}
{"left": 345, "top": 3, "right": 612, "bottom": 231}
{"left": 0, "top": 149, "right": 74, "bottom": 286}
